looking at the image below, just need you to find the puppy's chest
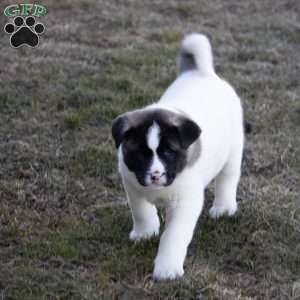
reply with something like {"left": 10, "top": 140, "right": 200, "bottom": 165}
{"left": 144, "top": 189, "right": 180, "bottom": 207}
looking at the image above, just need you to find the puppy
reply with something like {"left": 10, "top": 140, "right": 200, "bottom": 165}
{"left": 112, "top": 33, "right": 244, "bottom": 280}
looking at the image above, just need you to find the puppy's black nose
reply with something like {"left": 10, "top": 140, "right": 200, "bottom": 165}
{"left": 151, "top": 172, "right": 160, "bottom": 182}
{"left": 151, "top": 171, "right": 165, "bottom": 182}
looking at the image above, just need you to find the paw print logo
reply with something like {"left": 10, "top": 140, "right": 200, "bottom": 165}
{"left": 4, "top": 16, "right": 45, "bottom": 48}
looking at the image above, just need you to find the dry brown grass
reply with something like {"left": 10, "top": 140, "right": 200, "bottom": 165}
{"left": 0, "top": 0, "right": 299, "bottom": 299}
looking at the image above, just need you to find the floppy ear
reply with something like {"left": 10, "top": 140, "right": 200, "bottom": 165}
{"left": 111, "top": 114, "right": 130, "bottom": 148}
{"left": 176, "top": 117, "right": 201, "bottom": 149}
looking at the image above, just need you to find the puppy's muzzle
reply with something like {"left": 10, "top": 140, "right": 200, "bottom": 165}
{"left": 150, "top": 171, "right": 166, "bottom": 184}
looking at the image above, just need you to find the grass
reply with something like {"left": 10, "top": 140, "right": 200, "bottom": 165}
{"left": 0, "top": 0, "right": 300, "bottom": 299}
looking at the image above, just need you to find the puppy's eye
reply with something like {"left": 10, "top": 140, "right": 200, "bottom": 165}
{"left": 161, "top": 145, "right": 176, "bottom": 156}
{"left": 164, "top": 149, "right": 174, "bottom": 155}
{"left": 127, "top": 142, "right": 151, "bottom": 156}
{"left": 124, "top": 139, "right": 141, "bottom": 150}
{"left": 140, "top": 145, "right": 152, "bottom": 156}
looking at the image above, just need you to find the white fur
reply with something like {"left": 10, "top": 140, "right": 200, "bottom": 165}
{"left": 177, "top": 33, "right": 215, "bottom": 76}
{"left": 117, "top": 33, "right": 244, "bottom": 280}
{"left": 147, "top": 122, "right": 160, "bottom": 150}
{"left": 146, "top": 122, "right": 166, "bottom": 186}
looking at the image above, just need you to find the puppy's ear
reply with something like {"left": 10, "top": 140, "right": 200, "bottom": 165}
{"left": 176, "top": 117, "right": 201, "bottom": 149}
{"left": 111, "top": 114, "right": 130, "bottom": 148}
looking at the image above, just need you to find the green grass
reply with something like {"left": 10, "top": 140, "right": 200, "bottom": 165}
{"left": 3, "top": 202, "right": 300, "bottom": 299}
{"left": 72, "top": 145, "right": 115, "bottom": 177}
{"left": 0, "top": 0, "right": 299, "bottom": 299}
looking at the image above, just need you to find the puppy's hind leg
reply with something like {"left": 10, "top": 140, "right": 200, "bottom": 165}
{"left": 209, "top": 144, "right": 243, "bottom": 219}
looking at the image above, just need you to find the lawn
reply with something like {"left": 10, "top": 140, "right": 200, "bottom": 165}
{"left": 0, "top": 0, "right": 299, "bottom": 299}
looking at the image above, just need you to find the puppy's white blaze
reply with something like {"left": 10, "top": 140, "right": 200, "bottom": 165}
{"left": 147, "top": 122, "right": 160, "bottom": 150}
{"left": 151, "top": 153, "right": 165, "bottom": 174}
{"left": 147, "top": 122, "right": 165, "bottom": 175}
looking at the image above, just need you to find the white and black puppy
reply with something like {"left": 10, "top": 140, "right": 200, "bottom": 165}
{"left": 112, "top": 33, "right": 244, "bottom": 280}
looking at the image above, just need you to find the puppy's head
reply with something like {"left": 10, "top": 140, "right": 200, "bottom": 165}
{"left": 112, "top": 109, "right": 201, "bottom": 188}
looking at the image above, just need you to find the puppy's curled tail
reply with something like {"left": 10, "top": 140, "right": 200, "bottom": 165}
{"left": 177, "top": 33, "right": 215, "bottom": 76}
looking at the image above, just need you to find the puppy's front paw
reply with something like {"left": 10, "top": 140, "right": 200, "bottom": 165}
{"left": 153, "top": 259, "right": 184, "bottom": 280}
{"left": 209, "top": 202, "right": 237, "bottom": 219}
{"left": 129, "top": 223, "right": 159, "bottom": 241}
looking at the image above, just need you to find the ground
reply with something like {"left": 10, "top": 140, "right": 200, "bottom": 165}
{"left": 0, "top": 0, "right": 300, "bottom": 299}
